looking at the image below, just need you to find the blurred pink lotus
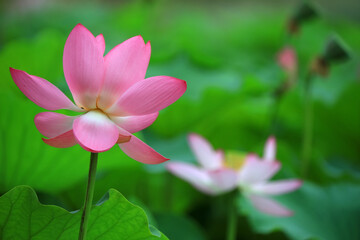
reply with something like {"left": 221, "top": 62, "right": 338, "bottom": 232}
{"left": 277, "top": 46, "right": 298, "bottom": 76}
{"left": 238, "top": 137, "right": 302, "bottom": 216}
{"left": 10, "top": 24, "right": 186, "bottom": 164}
{"left": 167, "top": 133, "right": 238, "bottom": 195}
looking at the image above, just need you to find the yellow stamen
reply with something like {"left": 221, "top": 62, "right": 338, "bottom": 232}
{"left": 224, "top": 151, "right": 247, "bottom": 170}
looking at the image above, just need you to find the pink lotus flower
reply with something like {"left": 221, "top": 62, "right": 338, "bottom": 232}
{"left": 238, "top": 137, "right": 302, "bottom": 216}
{"left": 277, "top": 46, "right": 298, "bottom": 75}
{"left": 166, "top": 133, "right": 238, "bottom": 195}
{"left": 9, "top": 24, "right": 186, "bottom": 164}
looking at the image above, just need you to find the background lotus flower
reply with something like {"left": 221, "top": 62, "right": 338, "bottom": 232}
{"left": 277, "top": 46, "right": 298, "bottom": 75}
{"left": 9, "top": 24, "right": 187, "bottom": 164}
{"left": 166, "top": 133, "right": 238, "bottom": 195}
{"left": 238, "top": 137, "right": 302, "bottom": 216}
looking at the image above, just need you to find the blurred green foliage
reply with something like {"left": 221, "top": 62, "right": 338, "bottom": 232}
{"left": 239, "top": 182, "right": 360, "bottom": 240}
{"left": 1, "top": 0, "right": 359, "bottom": 239}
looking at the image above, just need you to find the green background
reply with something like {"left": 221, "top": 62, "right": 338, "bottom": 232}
{"left": 1, "top": 0, "right": 359, "bottom": 239}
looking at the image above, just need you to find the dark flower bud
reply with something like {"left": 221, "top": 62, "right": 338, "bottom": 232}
{"left": 310, "top": 36, "right": 350, "bottom": 77}
{"left": 321, "top": 35, "right": 351, "bottom": 64}
{"left": 288, "top": 2, "right": 318, "bottom": 34}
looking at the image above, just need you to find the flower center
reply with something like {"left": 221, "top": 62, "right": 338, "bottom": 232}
{"left": 224, "top": 151, "right": 246, "bottom": 170}
{"left": 84, "top": 109, "right": 111, "bottom": 122}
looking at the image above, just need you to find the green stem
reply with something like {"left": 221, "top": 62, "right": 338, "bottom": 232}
{"left": 301, "top": 72, "right": 314, "bottom": 177}
{"left": 79, "top": 152, "right": 98, "bottom": 240}
{"left": 270, "top": 93, "right": 282, "bottom": 135}
{"left": 226, "top": 192, "right": 237, "bottom": 240}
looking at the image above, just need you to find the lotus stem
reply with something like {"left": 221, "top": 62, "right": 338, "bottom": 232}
{"left": 226, "top": 191, "right": 237, "bottom": 240}
{"left": 79, "top": 152, "right": 98, "bottom": 240}
{"left": 301, "top": 72, "right": 314, "bottom": 177}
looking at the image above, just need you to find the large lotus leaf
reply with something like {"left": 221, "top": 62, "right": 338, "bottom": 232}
{"left": 239, "top": 182, "right": 360, "bottom": 240}
{"left": 0, "top": 185, "right": 167, "bottom": 240}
